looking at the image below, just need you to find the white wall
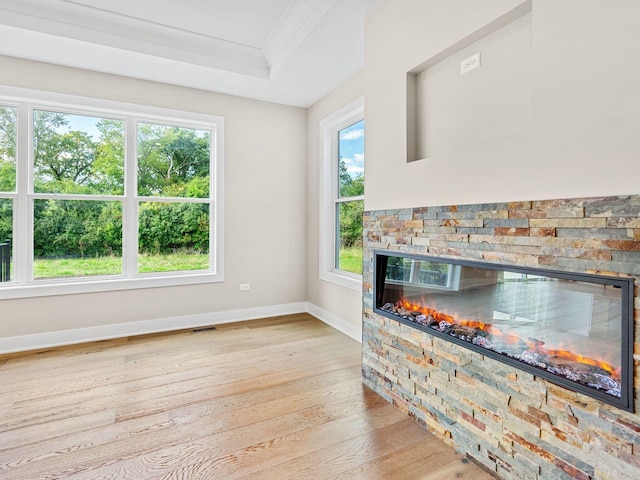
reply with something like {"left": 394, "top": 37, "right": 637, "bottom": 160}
{"left": 0, "top": 56, "right": 307, "bottom": 340}
{"left": 414, "top": 12, "right": 531, "bottom": 159}
{"left": 365, "top": 0, "right": 640, "bottom": 211}
{"left": 306, "top": 71, "right": 364, "bottom": 340}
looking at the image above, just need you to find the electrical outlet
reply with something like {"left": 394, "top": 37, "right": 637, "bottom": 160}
{"left": 460, "top": 52, "right": 481, "bottom": 75}
{"left": 239, "top": 283, "right": 250, "bottom": 291}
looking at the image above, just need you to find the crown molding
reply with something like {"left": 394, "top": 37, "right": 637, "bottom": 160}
{"left": 0, "top": 0, "right": 378, "bottom": 107}
{"left": 263, "top": 0, "right": 339, "bottom": 78}
{"left": 0, "top": 0, "right": 270, "bottom": 78}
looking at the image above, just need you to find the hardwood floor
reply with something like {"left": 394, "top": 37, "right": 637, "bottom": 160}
{"left": 0, "top": 313, "right": 495, "bottom": 479}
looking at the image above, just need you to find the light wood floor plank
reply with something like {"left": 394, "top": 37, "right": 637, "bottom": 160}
{"left": 234, "top": 417, "right": 433, "bottom": 480}
{"left": 0, "top": 313, "right": 497, "bottom": 480}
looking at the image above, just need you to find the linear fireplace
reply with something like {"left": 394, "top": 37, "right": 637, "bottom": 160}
{"left": 374, "top": 251, "right": 634, "bottom": 411}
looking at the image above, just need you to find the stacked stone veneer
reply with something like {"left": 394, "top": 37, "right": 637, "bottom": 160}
{"left": 362, "top": 195, "right": 640, "bottom": 480}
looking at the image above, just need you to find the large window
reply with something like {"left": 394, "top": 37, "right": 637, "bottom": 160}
{"left": 320, "top": 98, "right": 364, "bottom": 290}
{"left": 0, "top": 87, "right": 223, "bottom": 298}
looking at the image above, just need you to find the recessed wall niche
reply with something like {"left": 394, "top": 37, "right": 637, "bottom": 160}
{"left": 406, "top": 5, "right": 532, "bottom": 162}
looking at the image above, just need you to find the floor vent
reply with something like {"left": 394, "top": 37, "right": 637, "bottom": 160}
{"left": 191, "top": 326, "right": 218, "bottom": 333}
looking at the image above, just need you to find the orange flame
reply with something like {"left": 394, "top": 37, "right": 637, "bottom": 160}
{"left": 399, "top": 298, "right": 620, "bottom": 380}
{"left": 530, "top": 344, "right": 620, "bottom": 380}
{"left": 459, "top": 319, "right": 489, "bottom": 330}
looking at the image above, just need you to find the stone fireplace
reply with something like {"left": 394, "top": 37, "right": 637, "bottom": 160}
{"left": 374, "top": 252, "right": 633, "bottom": 411}
{"left": 362, "top": 195, "right": 640, "bottom": 480}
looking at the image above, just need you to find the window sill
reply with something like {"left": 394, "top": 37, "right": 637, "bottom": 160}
{"left": 319, "top": 270, "right": 362, "bottom": 292}
{"left": 0, "top": 272, "right": 223, "bottom": 300}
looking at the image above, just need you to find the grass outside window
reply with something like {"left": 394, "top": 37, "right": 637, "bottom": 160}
{"left": 338, "top": 246, "right": 362, "bottom": 275}
{"left": 34, "top": 252, "right": 208, "bottom": 279}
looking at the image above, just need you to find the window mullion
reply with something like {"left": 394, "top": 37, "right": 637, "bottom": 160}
{"left": 123, "top": 117, "right": 138, "bottom": 277}
{"left": 210, "top": 125, "right": 219, "bottom": 274}
{"left": 14, "top": 104, "right": 32, "bottom": 283}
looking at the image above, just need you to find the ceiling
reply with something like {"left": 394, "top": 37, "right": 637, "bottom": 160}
{"left": 0, "top": 0, "right": 382, "bottom": 107}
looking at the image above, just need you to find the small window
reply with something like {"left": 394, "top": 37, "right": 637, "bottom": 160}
{"left": 137, "top": 123, "right": 211, "bottom": 274}
{"left": 319, "top": 98, "right": 364, "bottom": 291}
{"left": 31, "top": 110, "right": 125, "bottom": 280}
{"left": 336, "top": 119, "right": 364, "bottom": 274}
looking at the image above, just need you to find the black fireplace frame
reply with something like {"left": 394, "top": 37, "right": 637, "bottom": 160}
{"left": 373, "top": 250, "right": 635, "bottom": 412}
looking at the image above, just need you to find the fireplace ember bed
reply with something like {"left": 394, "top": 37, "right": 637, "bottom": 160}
{"left": 374, "top": 251, "right": 634, "bottom": 411}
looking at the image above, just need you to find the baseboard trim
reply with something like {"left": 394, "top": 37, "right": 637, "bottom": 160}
{"left": 0, "top": 302, "right": 308, "bottom": 354}
{"left": 306, "top": 303, "right": 362, "bottom": 342}
{"left": 0, "top": 302, "right": 362, "bottom": 354}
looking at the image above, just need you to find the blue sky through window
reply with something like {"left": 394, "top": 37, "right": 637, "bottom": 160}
{"left": 338, "top": 119, "right": 364, "bottom": 180}
{"left": 46, "top": 112, "right": 105, "bottom": 140}
{"left": 62, "top": 114, "right": 102, "bottom": 139}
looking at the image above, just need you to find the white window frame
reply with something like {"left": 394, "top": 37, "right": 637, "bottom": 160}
{"left": 0, "top": 86, "right": 224, "bottom": 300}
{"left": 319, "top": 97, "right": 364, "bottom": 291}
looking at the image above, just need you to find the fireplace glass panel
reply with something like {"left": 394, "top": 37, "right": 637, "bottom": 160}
{"left": 374, "top": 252, "right": 633, "bottom": 408}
